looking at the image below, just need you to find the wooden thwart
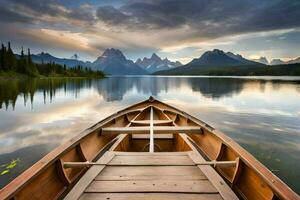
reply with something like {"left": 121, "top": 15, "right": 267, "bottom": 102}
{"left": 131, "top": 119, "right": 173, "bottom": 125}
{"left": 101, "top": 126, "right": 202, "bottom": 135}
{"left": 113, "top": 152, "right": 188, "bottom": 156}
{"left": 64, "top": 160, "right": 236, "bottom": 168}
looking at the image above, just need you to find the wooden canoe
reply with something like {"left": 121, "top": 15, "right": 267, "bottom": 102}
{"left": 0, "top": 96, "right": 298, "bottom": 200}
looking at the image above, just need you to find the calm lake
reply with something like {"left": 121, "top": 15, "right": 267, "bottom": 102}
{"left": 0, "top": 76, "right": 300, "bottom": 194}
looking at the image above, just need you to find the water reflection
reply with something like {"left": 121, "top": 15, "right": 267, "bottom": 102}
{"left": 1, "top": 77, "right": 300, "bottom": 107}
{"left": 0, "top": 78, "right": 93, "bottom": 109}
{"left": 0, "top": 76, "right": 300, "bottom": 194}
{"left": 95, "top": 77, "right": 246, "bottom": 101}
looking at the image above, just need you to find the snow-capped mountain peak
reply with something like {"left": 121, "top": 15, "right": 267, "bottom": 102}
{"left": 135, "top": 53, "right": 182, "bottom": 73}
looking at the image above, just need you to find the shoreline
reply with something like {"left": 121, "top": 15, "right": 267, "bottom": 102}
{"left": 0, "top": 72, "right": 106, "bottom": 80}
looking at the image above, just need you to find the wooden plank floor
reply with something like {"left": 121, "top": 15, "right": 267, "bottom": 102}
{"left": 108, "top": 154, "right": 195, "bottom": 165}
{"left": 66, "top": 151, "right": 238, "bottom": 200}
{"left": 79, "top": 193, "right": 223, "bottom": 200}
{"left": 95, "top": 166, "right": 207, "bottom": 181}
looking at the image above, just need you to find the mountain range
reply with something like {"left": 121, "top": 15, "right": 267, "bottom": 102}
{"left": 156, "top": 49, "right": 264, "bottom": 75}
{"left": 135, "top": 53, "right": 182, "bottom": 73}
{"left": 92, "top": 48, "right": 147, "bottom": 75}
{"left": 269, "top": 59, "right": 285, "bottom": 65}
{"left": 27, "top": 52, "right": 93, "bottom": 68}
{"left": 252, "top": 57, "right": 269, "bottom": 65}
{"left": 19, "top": 49, "right": 181, "bottom": 75}
{"left": 190, "top": 49, "right": 263, "bottom": 66}
{"left": 253, "top": 56, "right": 300, "bottom": 65}
{"left": 17, "top": 48, "right": 300, "bottom": 75}
{"left": 286, "top": 57, "right": 300, "bottom": 64}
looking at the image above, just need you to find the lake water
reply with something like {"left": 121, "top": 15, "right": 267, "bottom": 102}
{"left": 0, "top": 76, "right": 300, "bottom": 194}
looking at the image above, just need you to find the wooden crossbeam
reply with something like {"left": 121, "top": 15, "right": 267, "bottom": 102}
{"left": 101, "top": 126, "right": 202, "bottom": 135}
{"left": 131, "top": 120, "right": 173, "bottom": 125}
{"left": 63, "top": 160, "right": 236, "bottom": 168}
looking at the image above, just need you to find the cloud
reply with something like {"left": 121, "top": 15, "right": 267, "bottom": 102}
{"left": 67, "top": 4, "right": 96, "bottom": 24}
{"left": 0, "top": 0, "right": 96, "bottom": 27}
{"left": 0, "top": 26, "right": 97, "bottom": 54}
{"left": 10, "top": 0, "right": 67, "bottom": 16}
{"left": 96, "top": 6, "right": 131, "bottom": 26}
{"left": 0, "top": 6, "right": 34, "bottom": 23}
{"left": 0, "top": 0, "right": 299, "bottom": 61}
{"left": 245, "top": 0, "right": 300, "bottom": 31}
{"left": 96, "top": 0, "right": 300, "bottom": 38}
{"left": 2, "top": 0, "right": 300, "bottom": 39}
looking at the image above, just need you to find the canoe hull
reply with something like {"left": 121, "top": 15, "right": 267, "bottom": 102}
{"left": 0, "top": 97, "right": 298, "bottom": 200}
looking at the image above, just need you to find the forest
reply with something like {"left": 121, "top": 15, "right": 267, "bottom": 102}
{"left": 0, "top": 42, "right": 105, "bottom": 78}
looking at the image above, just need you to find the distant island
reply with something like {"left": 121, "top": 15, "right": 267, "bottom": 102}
{"left": 0, "top": 42, "right": 105, "bottom": 79}
{"left": 154, "top": 49, "right": 300, "bottom": 76}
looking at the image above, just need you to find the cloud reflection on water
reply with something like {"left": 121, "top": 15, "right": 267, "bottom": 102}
{"left": 0, "top": 76, "right": 299, "bottom": 193}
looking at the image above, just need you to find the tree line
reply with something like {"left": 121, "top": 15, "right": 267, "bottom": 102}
{"left": 154, "top": 63, "right": 300, "bottom": 76}
{"left": 0, "top": 42, "right": 105, "bottom": 78}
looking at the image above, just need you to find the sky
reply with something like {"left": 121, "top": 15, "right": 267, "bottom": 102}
{"left": 0, "top": 0, "right": 299, "bottom": 64}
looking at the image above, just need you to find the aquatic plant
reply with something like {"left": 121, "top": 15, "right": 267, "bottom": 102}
{"left": 0, "top": 159, "right": 20, "bottom": 176}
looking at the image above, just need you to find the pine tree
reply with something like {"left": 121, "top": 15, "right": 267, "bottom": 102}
{"left": 27, "top": 48, "right": 32, "bottom": 65}
{"left": 17, "top": 47, "right": 26, "bottom": 73}
{"left": 1, "top": 44, "right": 8, "bottom": 71}
{"left": 0, "top": 44, "right": 4, "bottom": 71}
{"left": 25, "top": 48, "right": 38, "bottom": 76}
{"left": 7, "top": 42, "right": 17, "bottom": 71}
{"left": 4, "top": 46, "right": 8, "bottom": 70}
{"left": 21, "top": 46, "right": 24, "bottom": 58}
